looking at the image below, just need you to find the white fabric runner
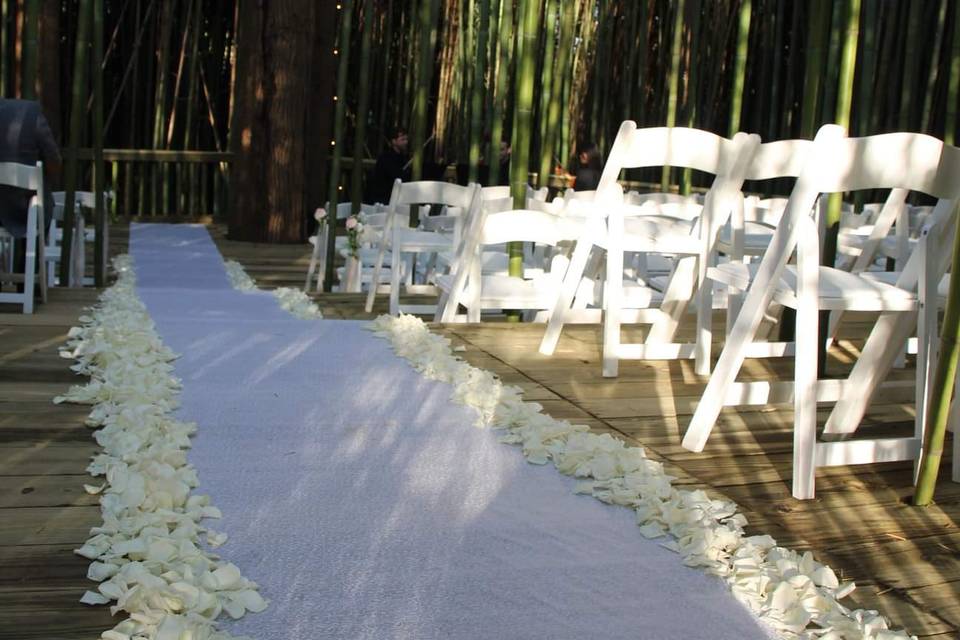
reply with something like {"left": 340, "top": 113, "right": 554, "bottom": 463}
{"left": 130, "top": 223, "right": 773, "bottom": 640}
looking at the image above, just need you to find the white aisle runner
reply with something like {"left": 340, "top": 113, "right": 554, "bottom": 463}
{"left": 130, "top": 223, "right": 772, "bottom": 640}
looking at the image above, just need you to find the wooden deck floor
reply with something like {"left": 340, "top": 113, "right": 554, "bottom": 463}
{"left": 2, "top": 223, "right": 956, "bottom": 638}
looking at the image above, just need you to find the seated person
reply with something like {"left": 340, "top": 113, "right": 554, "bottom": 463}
{"left": 366, "top": 126, "right": 410, "bottom": 205}
{"left": 570, "top": 142, "right": 602, "bottom": 192}
{"left": 0, "top": 99, "right": 60, "bottom": 239}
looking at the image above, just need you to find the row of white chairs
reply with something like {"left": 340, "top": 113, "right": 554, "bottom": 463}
{"left": 0, "top": 159, "right": 113, "bottom": 313}
{"left": 304, "top": 123, "right": 960, "bottom": 500}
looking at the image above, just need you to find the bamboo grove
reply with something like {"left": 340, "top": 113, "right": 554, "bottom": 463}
{"left": 0, "top": 0, "right": 236, "bottom": 223}
{"left": 3, "top": 1, "right": 959, "bottom": 234}
{"left": 327, "top": 0, "right": 960, "bottom": 209}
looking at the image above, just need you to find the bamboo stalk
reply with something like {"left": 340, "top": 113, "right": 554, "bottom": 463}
{"left": 166, "top": 0, "right": 194, "bottom": 147}
{"left": 921, "top": 0, "right": 949, "bottom": 134}
{"left": 661, "top": 0, "right": 685, "bottom": 191}
{"left": 945, "top": 1, "right": 960, "bottom": 146}
{"left": 483, "top": 0, "right": 500, "bottom": 182}
{"left": 487, "top": 0, "right": 512, "bottom": 187}
{"left": 377, "top": 0, "right": 394, "bottom": 139}
{"left": 541, "top": 0, "right": 572, "bottom": 189}
{"left": 323, "top": 0, "right": 354, "bottom": 291}
{"left": 728, "top": 0, "right": 750, "bottom": 135}
{"left": 801, "top": 0, "right": 830, "bottom": 138}
{"left": 21, "top": 0, "right": 37, "bottom": 99}
{"left": 181, "top": 1, "right": 200, "bottom": 213}
{"left": 899, "top": 0, "right": 924, "bottom": 130}
{"left": 855, "top": 0, "right": 877, "bottom": 135}
{"left": 914, "top": 205, "right": 960, "bottom": 505}
{"left": 93, "top": 0, "right": 106, "bottom": 286}
{"left": 411, "top": 0, "right": 439, "bottom": 180}
{"left": 351, "top": 0, "right": 374, "bottom": 213}
{"left": 509, "top": 0, "right": 541, "bottom": 282}
{"left": 680, "top": 0, "right": 700, "bottom": 195}
{"left": 61, "top": 0, "right": 93, "bottom": 286}
{"left": 1, "top": 0, "right": 7, "bottom": 95}
{"left": 468, "top": 0, "right": 489, "bottom": 183}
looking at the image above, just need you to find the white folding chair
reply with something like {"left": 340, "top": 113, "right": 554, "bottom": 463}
{"left": 305, "top": 201, "right": 351, "bottom": 292}
{"left": 695, "top": 137, "right": 816, "bottom": 369}
{"left": 305, "top": 201, "right": 385, "bottom": 292}
{"left": 48, "top": 190, "right": 111, "bottom": 287}
{"left": 435, "top": 207, "right": 593, "bottom": 323}
{"left": 364, "top": 180, "right": 481, "bottom": 316}
{"left": 0, "top": 161, "right": 45, "bottom": 313}
{"left": 538, "top": 123, "right": 761, "bottom": 378}
{"left": 683, "top": 125, "right": 960, "bottom": 499}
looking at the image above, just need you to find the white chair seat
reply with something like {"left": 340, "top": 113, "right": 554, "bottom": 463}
{"left": 621, "top": 216, "right": 697, "bottom": 253}
{"left": 716, "top": 225, "right": 775, "bottom": 255}
{"left": 393, "top": 227, "right": 455, "bottom": 251}
{"left": 709, "top": 262, "right": 918, "bottom": 311}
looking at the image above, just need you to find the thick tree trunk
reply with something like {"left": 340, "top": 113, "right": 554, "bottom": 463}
{"left": 228, "top": 0, "right": 319, "bottom": 243}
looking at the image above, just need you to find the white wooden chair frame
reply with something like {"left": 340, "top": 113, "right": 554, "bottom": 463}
{"left": 682, "top": 125, "right": 960, "bottom": 499}
{"left": 0, "top": 162, "right": 46, "bottom": 313}
{"left": 434, "top": 191, "right": 594, "bottom": 323}
{"left": 364, "top": 180, "right": 480, "bottom": 316}
{"left": 537, "top": 123, "right": 762, "bottom": 378}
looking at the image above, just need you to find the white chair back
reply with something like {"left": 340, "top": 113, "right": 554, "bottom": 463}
{"left": 0, "top": 161, "right": 45, "bottom": 313}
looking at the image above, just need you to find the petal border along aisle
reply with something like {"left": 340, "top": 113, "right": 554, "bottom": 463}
{"left": 366, "top": 314, "right": 913, "bottom": 640}
{"left": 57, "top": 255, "right": 267, "bottom": 640}
{"left": 59, "top": 250, "right": 912, "bottom": 640}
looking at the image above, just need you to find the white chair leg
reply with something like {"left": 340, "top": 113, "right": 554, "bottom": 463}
{"left": 23, "top": 205, "right": 36, "bottom": 314}
{"left": 824, "top": 312, "right": 917, "bottom": 435}
{"left": 646, "top": 255, "right": 696, "bottom": 344}
{"left": 683, "top": 266, "right": 783, "bottom": 452}
{"left": 694, "top": 274, "right": 713, "bottom": 376}
{"left": 792, "top": 306, "right": 819, "bottom": 499}
{"left": 364, "top": 217, "right": 393, "bottom": 313}
{"left": 602, "top": 229, "right": 623, "bottom": 378}
{"left": 539, "top": 233, "right": 596, "bottom": 356}
{"left": 389, "top": 242, "right": 402, "bottom": 316}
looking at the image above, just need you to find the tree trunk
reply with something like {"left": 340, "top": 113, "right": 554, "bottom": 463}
{"left": 228, "top": 0, "right": 320, "bottom": 243}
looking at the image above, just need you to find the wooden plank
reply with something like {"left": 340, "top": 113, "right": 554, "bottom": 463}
{"left": 0, "top": 507, "right": 99, "bottom": 545}
{"left": 0, "top": 476, "right": 99, "bottom": 508}
{"left": 0, "top": 586, "right": 119, "bottom": 639}
{"left": 0, "top": 443, "right": 98, "bottom": 475}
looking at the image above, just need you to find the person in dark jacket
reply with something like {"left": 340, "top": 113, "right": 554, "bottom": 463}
{"left": 571, "top": 142, "right": 602, "bottom": 192}
{"left": 366, "top": 127, "right": 410, "bottom": 205}
{"left": 0, "top": 99, "right": 61, "bottom": 238}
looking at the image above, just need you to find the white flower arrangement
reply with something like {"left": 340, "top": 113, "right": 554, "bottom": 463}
{"left": 56, "top": 255, "right": 266, "bottom": 640}
{"left": 368, "top": 313, "right": 914, "bottom": 640}
{"left": 224, "top": 259, "right": 323, "bottom": 319}
{"left": 345, "top": 213, "right": 363, "bottom": 258}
